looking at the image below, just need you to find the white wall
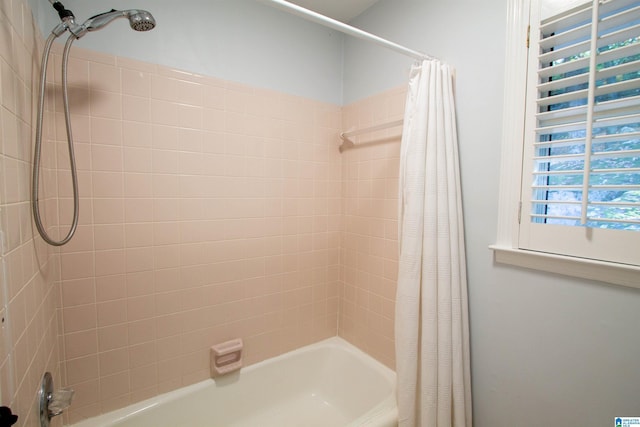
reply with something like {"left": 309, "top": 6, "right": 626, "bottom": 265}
{"left": 30, "top": 0, "right": 345, "bottom": 104}
{"left": 343, "top": 0, "right": 640, "bottom": 425}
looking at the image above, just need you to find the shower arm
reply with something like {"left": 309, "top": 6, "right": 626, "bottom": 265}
{"left": 48, "top": 5, "right": 157, "bottom": 40}
{"left": 47, "top": 1, "right": 81, "bottom": 37}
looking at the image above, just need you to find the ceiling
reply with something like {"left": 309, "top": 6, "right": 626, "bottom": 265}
{"left": 287, "top": 0, "right": 381, "bottom": 22}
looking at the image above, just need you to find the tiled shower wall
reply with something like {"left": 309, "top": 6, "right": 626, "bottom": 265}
{"left": 0, "top": 0, "right": 61, "bottom": 426}
{"left": 340, "top": 88, "right": 405, "bottom": 369}
{"left": 0, "top": 0, "right": 407, "bottom": 424}
{"left": 53, "top": 46, "right": 343, "bottom": 422}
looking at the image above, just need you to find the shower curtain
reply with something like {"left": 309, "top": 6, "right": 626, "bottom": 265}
{"left": 395, "top": 60, "right": 472, "bottom": 427}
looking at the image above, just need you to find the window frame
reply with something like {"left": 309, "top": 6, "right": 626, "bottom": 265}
{"left": 491, "top": 0, "right": 640, "bottom": 289}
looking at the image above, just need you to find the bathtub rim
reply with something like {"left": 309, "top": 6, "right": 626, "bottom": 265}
{"left": 68, "top": 336, "right": 397, "bottom": 427}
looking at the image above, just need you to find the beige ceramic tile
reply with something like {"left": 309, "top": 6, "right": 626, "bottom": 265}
{"left": 37, "top": 41, "right": 409, "bottom": 422}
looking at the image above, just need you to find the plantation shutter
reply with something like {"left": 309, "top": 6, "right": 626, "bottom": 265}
{"left": 519, "top": 0, "right": 640, "bottom": 266}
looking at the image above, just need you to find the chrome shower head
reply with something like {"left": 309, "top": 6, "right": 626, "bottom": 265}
{"left": 73, "top": 9, "right": 156, "bottom": 38}
{"left": 127, "top": 10, "right": 156, "bottom": 32}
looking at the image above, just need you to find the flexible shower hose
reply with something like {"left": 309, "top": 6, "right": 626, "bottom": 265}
{"left": 32, "top": 33, "right": 79, "bottom": 246}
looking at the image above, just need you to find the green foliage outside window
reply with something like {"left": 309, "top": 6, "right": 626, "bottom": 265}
{"left": 536, "top": 36, "right": 640, "bottom": 230}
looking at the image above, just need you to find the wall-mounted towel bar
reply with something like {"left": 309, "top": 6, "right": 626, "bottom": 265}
{"left": 339, "top": 119, "right": 404, "bottom": 152}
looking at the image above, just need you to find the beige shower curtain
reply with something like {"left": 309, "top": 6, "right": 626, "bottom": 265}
{"left": 395, "top": 60, "right": 472, "bottom": 427}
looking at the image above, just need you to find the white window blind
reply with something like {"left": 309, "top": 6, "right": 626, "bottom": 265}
{"left": 519, "top": 0, "right": 640, "bottom": 266}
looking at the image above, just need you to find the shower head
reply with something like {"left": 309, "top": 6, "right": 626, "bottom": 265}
{"left": 127, "top": 10, "right": 156, "bottom": 32}
{"left": 72, "top": 9, "right": 156, "bottom": 38}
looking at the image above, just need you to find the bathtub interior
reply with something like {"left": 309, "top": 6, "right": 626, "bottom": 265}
{"left": 70, "top": 338, "right": 396, "bottom": 427}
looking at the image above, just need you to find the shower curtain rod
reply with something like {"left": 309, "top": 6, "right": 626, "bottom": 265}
{"left": 257, "top": 0, "right": 434, "bottom": 61}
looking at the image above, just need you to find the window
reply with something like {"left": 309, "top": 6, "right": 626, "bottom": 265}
{"left": 492, "top": 0, "right": 640, "bottom": 287}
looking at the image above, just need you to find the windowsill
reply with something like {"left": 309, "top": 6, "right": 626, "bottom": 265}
{"left": 489, "top": 245, "right": 640, "bottom": 290}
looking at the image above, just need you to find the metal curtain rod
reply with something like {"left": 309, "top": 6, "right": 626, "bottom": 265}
{"left": 257, "top": 0, "right": 434, "bottom": 61}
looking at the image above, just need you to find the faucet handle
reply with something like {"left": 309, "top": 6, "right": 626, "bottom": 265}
{"left": 48, "top": 388, "right": 75, "bottom": 417}
{"left": 40, "top": 372, "right": 74, "bottom": 427}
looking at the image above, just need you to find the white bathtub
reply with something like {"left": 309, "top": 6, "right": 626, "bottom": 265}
{"left": 70, "top": 337, "right": 397, "bottom": 427}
